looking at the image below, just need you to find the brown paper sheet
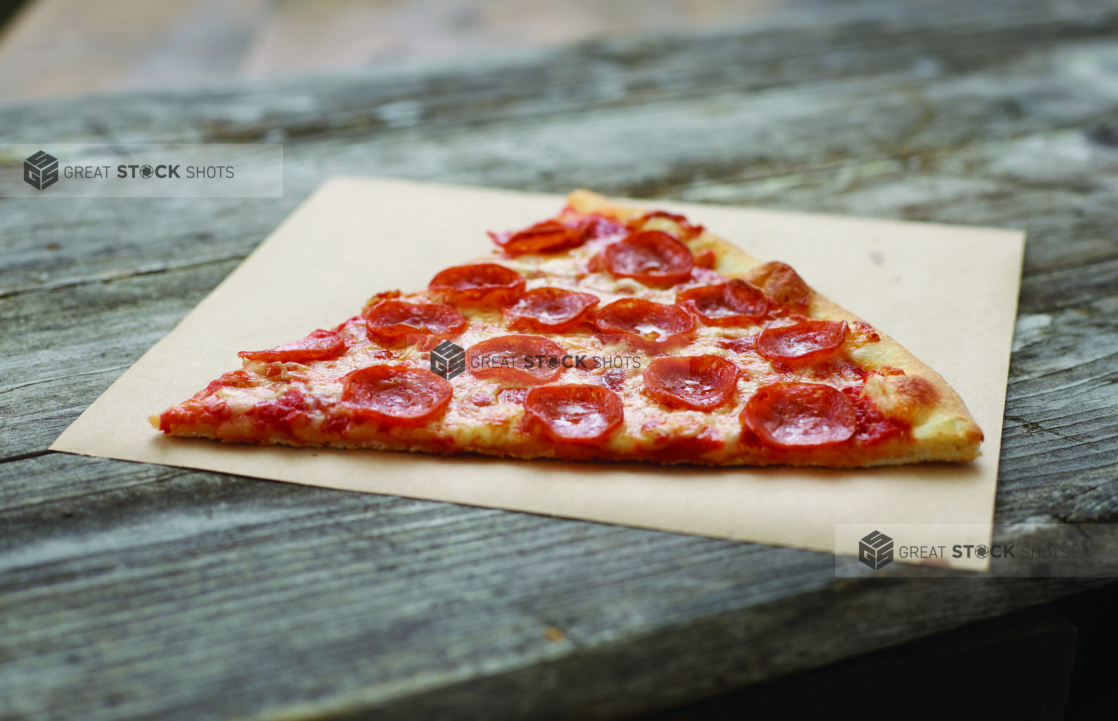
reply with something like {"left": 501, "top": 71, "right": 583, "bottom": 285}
{"left": 51, "top": 178, "right": 1025, "bottom": 570}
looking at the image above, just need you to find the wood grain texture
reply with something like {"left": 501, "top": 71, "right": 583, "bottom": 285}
{"left": 2, "top": 1, "right": 1117, "bottom": 719}
{"left": 240, "top": 0, "right": 784, "bottom": 78}
{"left": 0, "top": 0, "right": 269, "bottom": 103}
{"left": 644, "top": 606, "right": 1076, "bottom": 719}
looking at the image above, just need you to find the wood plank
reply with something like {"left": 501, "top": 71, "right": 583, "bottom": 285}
{"left": 0, "top": 0, "right": 784, "bottom": 102}
{"left": 240, "top": 0, "right": 780, "bottom": 78}
{"left": 640, "top": 606, "right": 1076, "bottom": 719}
{"left": 2, "top": 2, "right": 1117, "bottom": 719}
{"left": 0, "top": 452, "right": 1104, "bottom": 721}
{"left": 0, "top": 258, "right": 239, "bottom": 461}
{"left": 0, "top": 0, "right": 268, "bottom": 104}
{"left": 5, "top": 4, "right": 1118, "bottom": 292}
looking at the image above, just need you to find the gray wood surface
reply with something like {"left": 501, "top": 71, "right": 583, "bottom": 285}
{"left": 2, "top": 0, "right": 1117, "bottom": 719}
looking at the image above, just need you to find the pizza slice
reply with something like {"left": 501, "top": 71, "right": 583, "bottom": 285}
{"left": 153, "top": 190, "right": 983, "bottom": 467}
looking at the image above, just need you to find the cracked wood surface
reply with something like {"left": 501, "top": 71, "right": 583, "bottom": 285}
{"left": 2, "top": 1, "right": 1118, "bottom": 719}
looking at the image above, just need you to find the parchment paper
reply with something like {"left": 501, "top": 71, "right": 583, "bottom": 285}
{"left": 52, "top": 178, "right": 1025, "bottom": 570}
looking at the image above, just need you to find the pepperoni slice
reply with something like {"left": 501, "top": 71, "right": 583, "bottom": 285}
{"left": 629, "top": 210, "right": 705, "bottom": 240}
{"left": 742, "top": 383, "right": 855, "bottom": 448}
{"left": 583, "top": 216, "right": 629, "bottom": 241}
{"left": 642, "top": 355, "right": 739, "bottom": 411}
{"left": 238, "top": 329, "right": 347, "bottom": 363}
{"left": 694, "top": 249, "right": 717, "bottom": 269}
{"left": 602, "top": 230, "right": 694, "bottom": 285}
{"left": 757, "top": 321, "right": 848, "bottom": 364}
{"left": 341, "top": 365, "right": 452, "bottom": 425}
{"left": 676, "top": 279, "right": 768, "bottom": 325}
{"left": 595, "top": 298, "right": 694, "bottom": 347}
{"left": 364, "top": 300, "right": 466, "bottom": 341}
{"left": 429, "top": 263, "right": 526, "bottom": 305}
{"left": 505, "top": 287, "right": 600, "bottom": 332}
{"left": 489, "top": 219, "right": 588, "bottom": 255}
{"left": 524, "top": 384, "right": 624, "bottom": 444}
{"left": 467, "top": 335, "right": 565, "bottom": 385}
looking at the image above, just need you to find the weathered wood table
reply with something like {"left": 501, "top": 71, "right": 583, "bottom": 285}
{"left": 3, "top": 1, "right": 1117, "bottom": 718}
